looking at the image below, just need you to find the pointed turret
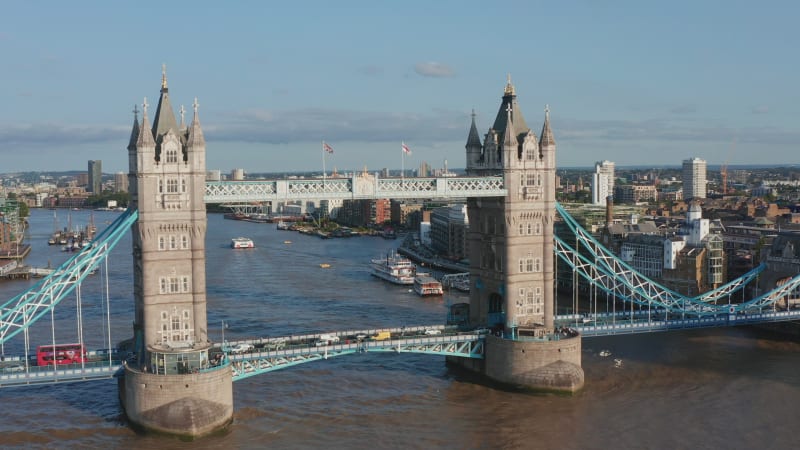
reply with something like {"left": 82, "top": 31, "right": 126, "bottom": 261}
{"left": 127, "top": 105, "right": 140, "bottom": 151}
{"left": 465, "top": 109, "right": 483, "bottom": 169}
{"left": 137, "top": 97, "right": 156, "bottom": 148}
{"left": 151, "top": 64, "right": 179, "bottom": 150}
{"left": 502, "top": 104, "right": 518, "bottom": 149}
{"left": 186, "top": 97, "right": 206, "bottom": 148}
{"left": 466, "top": 109, "right": 482, "bottom": 149}
{"left": 539, "top": 105, "right": 556, "bottom": 168}
{"left": 539, "top": 104, "right": 555, "bottom": 147}
{"left": 491, "top": 74, "right": 529, "bottom": 145}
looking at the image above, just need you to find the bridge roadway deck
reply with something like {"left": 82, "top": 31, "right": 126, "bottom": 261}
{"left": 0, "top": 349, "right": 123, "bottom": 388}
{"left": 224, "top": 324, "right": 486, "bottom": 381}
{"left": 5, "top": 311, "right": 800, "bottom": 387}
{"left": 204, "top": 175, "right": 507, "bottom": 203}
{"left": 556, "top": 309, "right": 800, "bottom": 337}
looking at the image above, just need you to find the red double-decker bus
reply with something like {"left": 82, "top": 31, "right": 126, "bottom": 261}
{"left": 36, "top": 343, "right": 87, "bottom": 366}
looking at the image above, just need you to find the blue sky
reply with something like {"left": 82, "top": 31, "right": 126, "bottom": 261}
{"left": 1, "top": 1, "right": 798, "bottom": 174}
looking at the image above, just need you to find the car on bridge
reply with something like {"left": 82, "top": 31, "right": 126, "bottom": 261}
{"left": 229, "top": 343, "right": 254, "bottom": 354}
{"left": 424, "top": 329, "right": 441, "bottom": 336}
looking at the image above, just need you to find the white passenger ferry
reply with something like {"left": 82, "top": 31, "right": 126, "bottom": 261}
{"left": 413, "top": 273, "right": 444, "bottom": 296}
{"left": 370, "top": 252, "right": 415, "bottom": 285}
{"left": 231, "top": 237, "right": 255, "bottom": 249}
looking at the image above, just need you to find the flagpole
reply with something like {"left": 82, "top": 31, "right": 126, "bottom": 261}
{"left": 401, "top": 141, "right": 405, "bottom": 183}
{"left": 322, "top": 140, "right": 326, "bottom": 183}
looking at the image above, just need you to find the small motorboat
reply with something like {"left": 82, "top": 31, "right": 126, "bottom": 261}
{"left": 599, "top": 350, "right": 612, "bottom": 357}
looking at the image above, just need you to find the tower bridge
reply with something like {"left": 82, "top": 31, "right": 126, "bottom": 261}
{"left": 2, "top": 71, "right": 800, "bottom": 438}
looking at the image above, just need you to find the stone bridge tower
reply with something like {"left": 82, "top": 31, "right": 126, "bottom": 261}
{"left": 458, "top": 76, "right": 583, "bottom": 392}
{"left": 119, "top": 67, "right": 233, "bottom": 437}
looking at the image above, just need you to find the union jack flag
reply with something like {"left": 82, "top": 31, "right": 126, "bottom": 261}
{"left": 323, "top": 142, "right": 334, "bottom": 153}
{"left": 402, "top": 142, "right": 411, "bottom": 155}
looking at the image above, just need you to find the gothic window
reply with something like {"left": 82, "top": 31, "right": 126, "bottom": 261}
{"left": 527, "top": 174, "right": 536, "bottom": 186}
{"left": 537, "top": 174, "right": 542, "bottom": 186}
{"left": 182, "top": 276, "right": 190, "bottom": 292}
{"left": 526, "top": 290, "right": 534, "bottom": 315}
{"left": 519, "top": 259, "right": 524, "bottom": 273}
{"left": 166, "top": 149, "right": 178, "bottom": 164}
{"left": 534, "top": 258, "right": 542, "bottom": 272}
{"left": 167, "top": 179, "right": 178, "bottom": 193}
{"left": 170, "top": 278, "right": 179, "bottom": 293}
{"left": 181, "top": 178, "right": 186, "bottom": 193}
{"left": 526, "top": 258, "right": 533, "bottom": 272}
{"left": 158, "top": 236, "right": 165, "bottom": 250}
{"left": 159, "top": 278, "right": 167, "bottom": 294}
{"left": 534, "top": 222, "right": 542, "bottom": 235}
{"left": 182, "top": 309, "right": 190, "bottom": 319}
{"left": 527, "top": 146, "right": 536, "bottom": 161}
{"left": 169, "top": 236, "right": 177, "bottom": 250}
{"left": 181, "top": 235, "right": 189, "bottom": 249}
{"left": 158, "top": 179, "right": 163, "bottom": 193}
{"left": 527, "top": 223, "right": 532, "bottom": 235}
{"left": 519, "top": 223, "right": 524, "bottom": 235}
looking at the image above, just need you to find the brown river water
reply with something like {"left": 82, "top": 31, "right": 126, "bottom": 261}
{"left": 1, "top": 209, "right": 798, "bottom": 449}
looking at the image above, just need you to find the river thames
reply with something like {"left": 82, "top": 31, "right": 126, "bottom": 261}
{"left": 1, "top": 208, "right": 799, "bottom": 449}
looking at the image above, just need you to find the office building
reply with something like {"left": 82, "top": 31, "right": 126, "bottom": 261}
{"left": 88, "top": 160, "right": 102, "bottom": 193}
{"left": 682, "top": 157, "right": 706, "bottom": 200}
{"left": 591, "top": 160, "right": 615, "bottom": 206}
{"left": 114, "top": 171, "right": 129, "bottom": 193}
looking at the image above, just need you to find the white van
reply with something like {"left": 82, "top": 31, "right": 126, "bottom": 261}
{"left": 316, "top": 334, "right": 340, "bottom": 346}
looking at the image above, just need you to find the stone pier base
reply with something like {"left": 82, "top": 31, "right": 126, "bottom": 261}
{"left": 451, "top": 334, "right": 584, "bottom": 393}
{"left": 119, "top": 365, "right": 233, "bottom": 438}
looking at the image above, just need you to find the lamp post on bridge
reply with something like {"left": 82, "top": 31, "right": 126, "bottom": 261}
{"left": 221, "top": 320, "right": 228, "bottom": 351}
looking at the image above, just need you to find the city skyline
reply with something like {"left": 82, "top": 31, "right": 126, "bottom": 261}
{"left": 2, "top": 1, "right": 799, "bottom": 174}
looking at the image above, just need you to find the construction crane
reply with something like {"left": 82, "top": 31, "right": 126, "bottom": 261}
{"left": 721, "top": 138, "right": 736, "bottom": 195}
{"left": 720, "top": 163, "right": 728, "bottom": 195}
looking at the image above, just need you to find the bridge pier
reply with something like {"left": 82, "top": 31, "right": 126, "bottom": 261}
{"left": 448, "top": 334, "right": 583, "bottom": 392}
{"left": 119, "top": 365, "right": 233, "bottom": 437}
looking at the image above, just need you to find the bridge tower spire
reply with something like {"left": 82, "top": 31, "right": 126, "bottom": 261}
{"left": 458, "top": 77, "right": 583, "bottom": 392}
{"left": 119, "top": 68, "right": 233, "bottom": 437}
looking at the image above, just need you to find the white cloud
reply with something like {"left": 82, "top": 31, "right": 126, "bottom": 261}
{"left": 413, "top": 62, "right": 455, "bottom": 78}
